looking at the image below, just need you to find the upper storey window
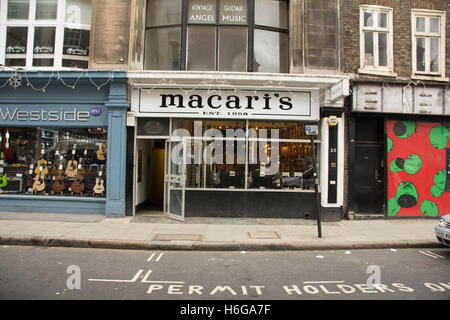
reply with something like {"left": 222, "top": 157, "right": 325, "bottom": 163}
{"left": 144, "top": 0, "right": 289, "bottom": 73}
{"left": 359, "top": 5, "right": 394, "bottom": 76}
{"left": 0, "top": 0, "right": 92, "bottom": 69}
{"left": 411, "top": 9, "right": 446, "bottom": 79}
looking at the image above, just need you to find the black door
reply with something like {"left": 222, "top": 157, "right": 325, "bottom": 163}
{"left": 352, "top": 118, "right": 384, "bottom": 214}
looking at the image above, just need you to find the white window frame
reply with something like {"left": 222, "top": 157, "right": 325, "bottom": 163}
{"left": 358, "top": 5, "right": 395, "bottom": 76}
{"left": 411, "top": 9, "right": 447, "bottom": 81}
{"left": 0, "top": 0, "right": 91, "bottom": 70}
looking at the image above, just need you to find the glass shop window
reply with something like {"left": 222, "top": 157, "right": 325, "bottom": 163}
{"left": 0, "top": 127, "right": 108, "bottom": 198}
{"left": 171, "top": 119, "right": 320, "bottom": 191}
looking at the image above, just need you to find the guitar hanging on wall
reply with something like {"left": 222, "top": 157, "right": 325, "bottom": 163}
{"left": 2, "top": 128, "right": 13, "bottom": 161}
{"left": 33, "top": 146, "right": 47, "bottom": 194}
{"left": 71, "top": 155, "right": 85, "bottom": 196}
{"left": 65, "top": 144, "right": 78, "bottom": 179}
{"left": 93, "top": 164, "right": 105, "bottom": 197}
{"left": 52, "top": 155, "right": 66, "bottom": 195}
{"left": 97, "top": 143, "right": 106, "bottom": 161}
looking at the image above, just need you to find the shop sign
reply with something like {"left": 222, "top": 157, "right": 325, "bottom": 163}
{"left": 0, "top": 104, "right": 108, "bottom": 127}
{"left": 137, "top": 88, "right": 319, "bottom": 121}
{"left": 327, "top": 116, "right": 339, "bottom": 126}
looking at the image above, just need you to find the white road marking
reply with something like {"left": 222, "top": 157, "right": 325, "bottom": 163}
{"left": 303, "top": 281, "right": 345, "bottom": 284}
{"left": 147, "top": 252, "right": 164, "bottom": 262}
{"left": 88, "top": 269, "right": 144, "bottom": 283}
{"left": 418, "top": 250, "right": 444, "bottom": 259}
{"left": 141, "top": 269, "right": 185, "bottom": 284}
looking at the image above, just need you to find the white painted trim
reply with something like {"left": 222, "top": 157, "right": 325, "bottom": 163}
{"left": 359, "top": 5, "right": 394, "bottom": 74}
{"left": 411, "top": 9, "right": 446, "bottom": 78}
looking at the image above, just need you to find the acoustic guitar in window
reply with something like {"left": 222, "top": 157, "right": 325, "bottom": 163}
{"left": 65, "top": 145, "right": 78, "bottom": 179}
{"left": 97, "top": 143, "right": 106, "bottom": 161}
{"left": 71, "top": 158, "right": 85, "bottom": 196}
{"left": 52, "top": 155, "right": 66, "bottom": 195}
{"left": 93, "top": 165, "right": 105, "bottom": 197}
{"left": 33, "top": 164, "right": 47, "bottom": 194}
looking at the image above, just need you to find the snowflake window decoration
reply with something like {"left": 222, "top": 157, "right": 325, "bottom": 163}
{"left": 9, "top": 71, "right": 22, "bottom": 89}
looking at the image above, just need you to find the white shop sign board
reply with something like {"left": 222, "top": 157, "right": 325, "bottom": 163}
{"left": 354, "top": 84, "right": 446, "bottom": 115}
{"left": 135, "top": 88, "right": 320, "bottom": 121}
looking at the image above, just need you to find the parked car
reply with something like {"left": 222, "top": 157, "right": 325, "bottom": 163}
{"left": 435, "top": 214, "right": 450, "bottom": 247}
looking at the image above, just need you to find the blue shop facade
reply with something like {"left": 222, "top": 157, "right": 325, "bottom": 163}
{"left": 0, "top": 71, "right": 128, "bottom": 217}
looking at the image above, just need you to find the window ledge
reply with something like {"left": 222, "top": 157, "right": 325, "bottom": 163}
{"left": 411, "top": 75, "right": 449, "bottom": 82}
{"left": 358, "top": 68, "right": 397, "bottom": 77}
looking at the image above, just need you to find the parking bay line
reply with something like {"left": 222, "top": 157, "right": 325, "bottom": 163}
{"left": 418, "top": 250, "right": 444, "bottom": 259}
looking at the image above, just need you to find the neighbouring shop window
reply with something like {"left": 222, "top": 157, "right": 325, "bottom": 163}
{"left": 1, "top": 0, "right": 91, "bottom": 69}
{"left": 359, "top": 5, "right": 393, "bottom": 74}
{"left": 0, "top": 127, "right": 107, "bottom": 198}
{"left": 171, "top": 119, "right": 319, "bottom": 191}
{"left": 411, "top": 10, "right": 445, "bottom": 78}
{"left": 144, "top": 0, "right": 288, "bottom": 73}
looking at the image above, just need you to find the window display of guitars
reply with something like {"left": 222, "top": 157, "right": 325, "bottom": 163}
{"left": 93, "top": 165, "right": 105, "bottom": 197}
{"left": 0, "top": 137, "right": 7, "bottom": 189}
{"left": 71, "top": 157, "right": 85, "bottom": 196}
{"left": 51, "top": 155, "right": 66, "bottom": 195}
{"left": 65, "top": 145, "right": 78, "bottom": 179}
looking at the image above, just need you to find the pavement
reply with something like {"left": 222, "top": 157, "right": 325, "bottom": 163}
{"left": 0, "top": 211, "right": 444, "bottom": 251}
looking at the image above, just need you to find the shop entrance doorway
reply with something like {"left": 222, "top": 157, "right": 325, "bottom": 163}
{"left": 135, "top": 139, "right": 166, "bottom": 216}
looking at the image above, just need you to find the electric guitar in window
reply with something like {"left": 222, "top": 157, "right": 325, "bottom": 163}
{"left": 0, "top": 137, "right": 6, "bottom": 189}
{"left": 65, "top": 145, "right": 78, "bottom": 179}
{"left": 2, "top": 128, "right": 13, "bottom": 161}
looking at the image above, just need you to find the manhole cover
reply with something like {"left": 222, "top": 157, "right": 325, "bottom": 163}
{"left": 152, "top": 234, "right": 203, "bottom": 241}
{"left": 248, "top": 231, "right": 280, "bottom": 239}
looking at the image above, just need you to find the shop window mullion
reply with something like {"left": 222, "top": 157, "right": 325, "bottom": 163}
{"left": 180, "top": 0, "right": 189, "bottom": 70}
{"left": 247, "top": 0, "right": 254, "bottom": 72}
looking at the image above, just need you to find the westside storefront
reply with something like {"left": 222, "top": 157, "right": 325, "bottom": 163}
{"left": 128, "top": 71, "right": 349, "bottom": 221}
{"left": 0, "top": 71, "right": 128, "bottom": 217}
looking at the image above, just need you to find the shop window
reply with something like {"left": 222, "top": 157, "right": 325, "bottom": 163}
{"left": 1, "top": 0, "right": 91, "bottom": 69}
{"left": 0, "top": 127, "right": 107, "bottom": 198}
{"left": 359, "top": 5, "right": 394, "bottom": 76}
{"left": 171, "top": 119, "right": 319, "bottom": 191}
{"left": 411, "top": 10, "right": 446, "bottom": 79}
{"left": 144, "top": 0, "right": 289, "bottom": 73}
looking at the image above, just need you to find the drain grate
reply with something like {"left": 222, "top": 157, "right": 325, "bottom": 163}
{"left": 248, "top": 231, "right": 280, "bottom": 239}
{"left": 152, "top": 234, "right": 203, "bottom": 241}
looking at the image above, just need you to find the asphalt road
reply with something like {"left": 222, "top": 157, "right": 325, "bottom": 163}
{"left": 0, "top": 245, "right": 449, "bottom": 301}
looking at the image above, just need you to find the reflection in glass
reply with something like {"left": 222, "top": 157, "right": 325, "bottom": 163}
{"left": 7, "top": 0, "right": 29, "bottom": 20}
{"left": 430, "top": 18, "right": 439, "bottom": 33}
{"left": 5, "top": 27, "right": 27, "bottom": 66}
{"left": 33, "top": 27, "right": 56, "bottom": 67}
{"left": 416, "top": 37, "right": 425, "bottom": 71}
{"left": 147, "top": 0, "right": 181, "bottom": 26}
{"left": 430, "top": 37, "right": 439, "bottom": 72}
{"left": 378, "top": 32, "right": 387, "bottom": 67}
{"left": 255, "top": 0, "right": 287, "bottom": 28}
{"left": 364, "top": 11, "right": 373, "bottom": 27}
{"left": 65, "top": 0, "right": 92, "bottom": 25}
{"left": 36, "top": 0, "right": 58, "bottom": 20}
{"left": 416, "top": 17, "right": 425, "bottom": 32}
{"left": 187, "top": 26, "right": 216, "bottom": 71}
{"left": 145, "top": 27, "right": 181, "bottom": 70}
{"left": 254, "top": 29, "right": 288, "bottom": 73}
{"left": 364, "top": 31, "right": 374, "bottom": 66}
{"left": 378, "top": 12, "right": 387, "bottom": 28}
{"left": 218, "top": 27, "right": 247, "bottom": 71}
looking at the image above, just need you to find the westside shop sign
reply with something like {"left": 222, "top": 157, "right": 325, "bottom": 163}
{"left": 137, "top": 89, "right": 319, "bottom": 121}
{"left": 0, "top": 105, "right": 107, "bottom": 126}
